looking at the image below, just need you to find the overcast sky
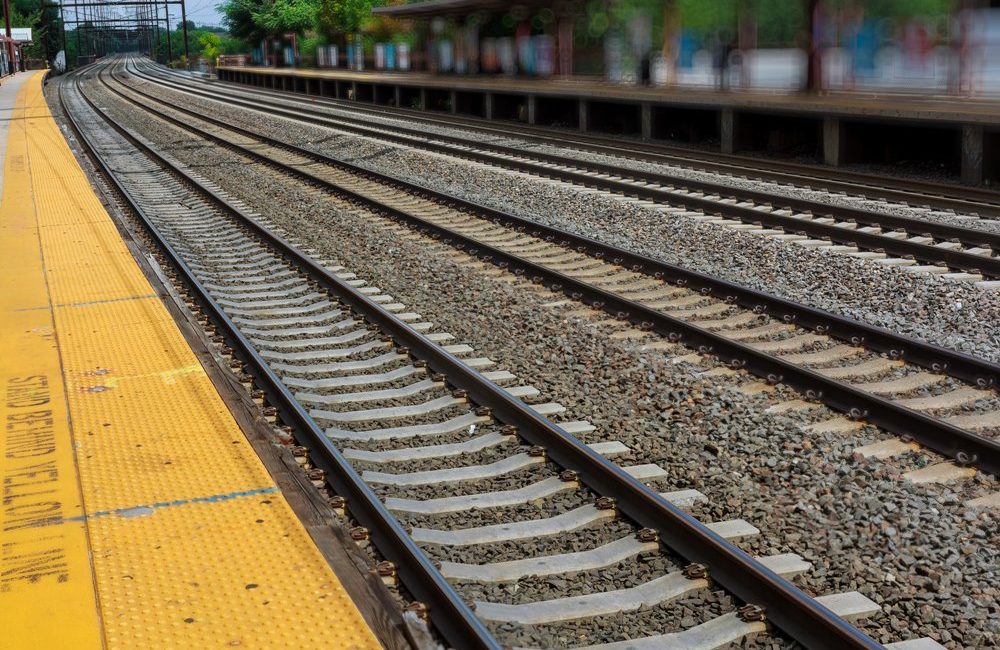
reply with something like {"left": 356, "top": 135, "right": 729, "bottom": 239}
{"left": 177, "top": 0, "right": 224, "bottom": 28}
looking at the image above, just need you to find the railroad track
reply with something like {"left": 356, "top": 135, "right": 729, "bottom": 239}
{"left": 123, "top": 58, "right": 1000, "bottom": 280}
{"left": 57, "top": 59, "right": 939, "bottom": 650}
{"left": 92, "top": 60, "right": 1000, "bottom": 484}
{"left": 155, "top": 60, "right": 1000, "bottom": 219}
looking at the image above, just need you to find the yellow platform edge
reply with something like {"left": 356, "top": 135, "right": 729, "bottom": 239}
{"left": 0, "top": 72, "right": 382, "bottom": 649}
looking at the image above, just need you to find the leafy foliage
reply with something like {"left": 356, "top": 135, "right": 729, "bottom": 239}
{"left": 252, "top": 0, "right": 320, "bottom": 35}
{"left": 11, "top": 0, "right": 59, "bottom": 60}
{"left": 220, "top": 0, "right": 272, "bottom": 42}
{"left": 317, "top": 0, "right": 376, "bottom": 37}
{"left": 199, "top": 32, "right": 222, "bottom": 62}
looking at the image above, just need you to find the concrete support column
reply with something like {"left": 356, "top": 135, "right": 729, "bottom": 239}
{"left": 720, "top": 108, "right": 736, "bottom": 154}
{"left": 527, "top": 95, "right": 537, "bottom": 124}
{"left": 641, "top": 103, "right": 653, "bottom": 140}
{"left": 394, "top": 86, "right": 401, "bottom": 107}
{"left": 578, "top": 99, "right": 588, "bottom": 132}
{"left": 484, "top": 92, "right": 494, "bottom": 120}
{"left": 419, "top": 88, "right": 427, "bottom": 110}
{"left": 450, "top": 90, "right": 458, "bottom": 113}
{"left": 822, "top": 116, "right": 844, "bottom": 166}
{"left": 961, "top": 124, "right": 984, "bottom": 185}
{"left": 351, "top": 81, "right": 358, "bottom": 100}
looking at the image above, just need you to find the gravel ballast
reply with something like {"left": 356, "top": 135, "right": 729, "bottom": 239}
{"left": 82, "top": 73, "right": 1000, "bottom": 649}
{"left": 137, "top": 67, "right": 1000, "bottom": 236}
{"left": 116, "top": 70, "right": 1000, "bottom": 366}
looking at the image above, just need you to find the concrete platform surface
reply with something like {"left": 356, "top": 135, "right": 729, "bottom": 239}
{"left": 218, "top": 65, "right": 1000, "bottom": 125}
{"left": 0, "top": 71, "right": 383, "bottom": 649}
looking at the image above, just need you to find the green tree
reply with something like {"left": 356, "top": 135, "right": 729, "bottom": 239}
{"left": 220, "top": 0, "right": 271, "bottom": 42}
{"left": 316, "top": 0, "right": 375, "bottom": 38}
{"left": 252, "top": 0, "right": 319, "bottom": 35}
{"left": 199, "top": 32, "right": 222, "bottom": 62}
{"left": 10, "top": 0, "right": 60, "bottom": 61}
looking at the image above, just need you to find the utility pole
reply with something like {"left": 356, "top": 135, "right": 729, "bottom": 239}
{"left": 3, "top": 0, "right": 16, "bottom": 74}
{"left": 152, "top": 0, "right": 160, "bottom": 61}
{"left": 75, "top": 7, "right": 81, "bottom": 57}
{"left": 179, "top": 0, "right": 187, "bottom": 64}
{"left": 60, "top": 4, "right": 67, "bottom": 62}
{"left": 162, "top": 0, "right": 171, "bottom": 61}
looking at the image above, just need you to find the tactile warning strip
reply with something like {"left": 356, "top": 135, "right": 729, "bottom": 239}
{"left": 0, "top": 72, "right": 382, "bottom": 649}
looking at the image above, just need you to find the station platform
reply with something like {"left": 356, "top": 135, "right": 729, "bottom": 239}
{"left": 218, "top": 66, "right": 1000, "bottom": 125}
{"left": 216, "top": 65, "right": 997, "bottom": 184}
{"left": 0, "top": 71, "right": 384, "bottom": 648}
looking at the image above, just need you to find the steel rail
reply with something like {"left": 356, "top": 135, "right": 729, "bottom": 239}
{"left": 97, "top": 62, "right": 1000, "bottom": 476}
{"left": 102, "top": 66, "right": 1000, "bottom": 386}
{"left": 196, "top": 62, "right": 1000, "bottom": 218}
{"left": 59, "top": 69, "right": 502, "bottom": 650}
{"left": 141, "top": 61, "right": 1000, "bottom": 250}
{"left": 101, "top": 70, "right": 1000, "bottom": 388}
{"left": 127, "top": 60, "right": 1000, "bottom": 270}
{"left": 68, "top": 59, "right": 886, "bottom": 650}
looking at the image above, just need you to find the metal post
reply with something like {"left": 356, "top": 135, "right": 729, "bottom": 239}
{"left": 961, "top": 124, "right": 984, "bottom": 185}
{"left": 720, "top": 107, "right": 736, "bottom": 154}
{"left": 82, "top": 0, "right": 89, "bottom": 60}
{"left": 163, "top": 0, "right": 171, "bottom": 61}
{"left": 152, "top": 0, "right": 160, "bottom": 62}
{"left": 3, "top": 0, "right": 16, "bottom": 74}
{"left": 179, "top": 0, "right": 188, "bottom": 65}
{"left": 805, "top": 0, "right": 819, "bottom": 92}
{"left": 60, "top": 3, "right": 68, "bottom": 64}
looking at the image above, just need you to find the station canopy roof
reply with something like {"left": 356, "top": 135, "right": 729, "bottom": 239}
{"left": 373, "top": 0, "right": 567, "bottom": 18}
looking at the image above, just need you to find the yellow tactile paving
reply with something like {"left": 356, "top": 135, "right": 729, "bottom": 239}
{"left": 0, "top": 72, "right": 382, "bottom": 649}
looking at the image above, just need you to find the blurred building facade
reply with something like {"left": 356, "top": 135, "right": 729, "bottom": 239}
{"left": 367, "top": 0, "right": 1000, "bottom": 95}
